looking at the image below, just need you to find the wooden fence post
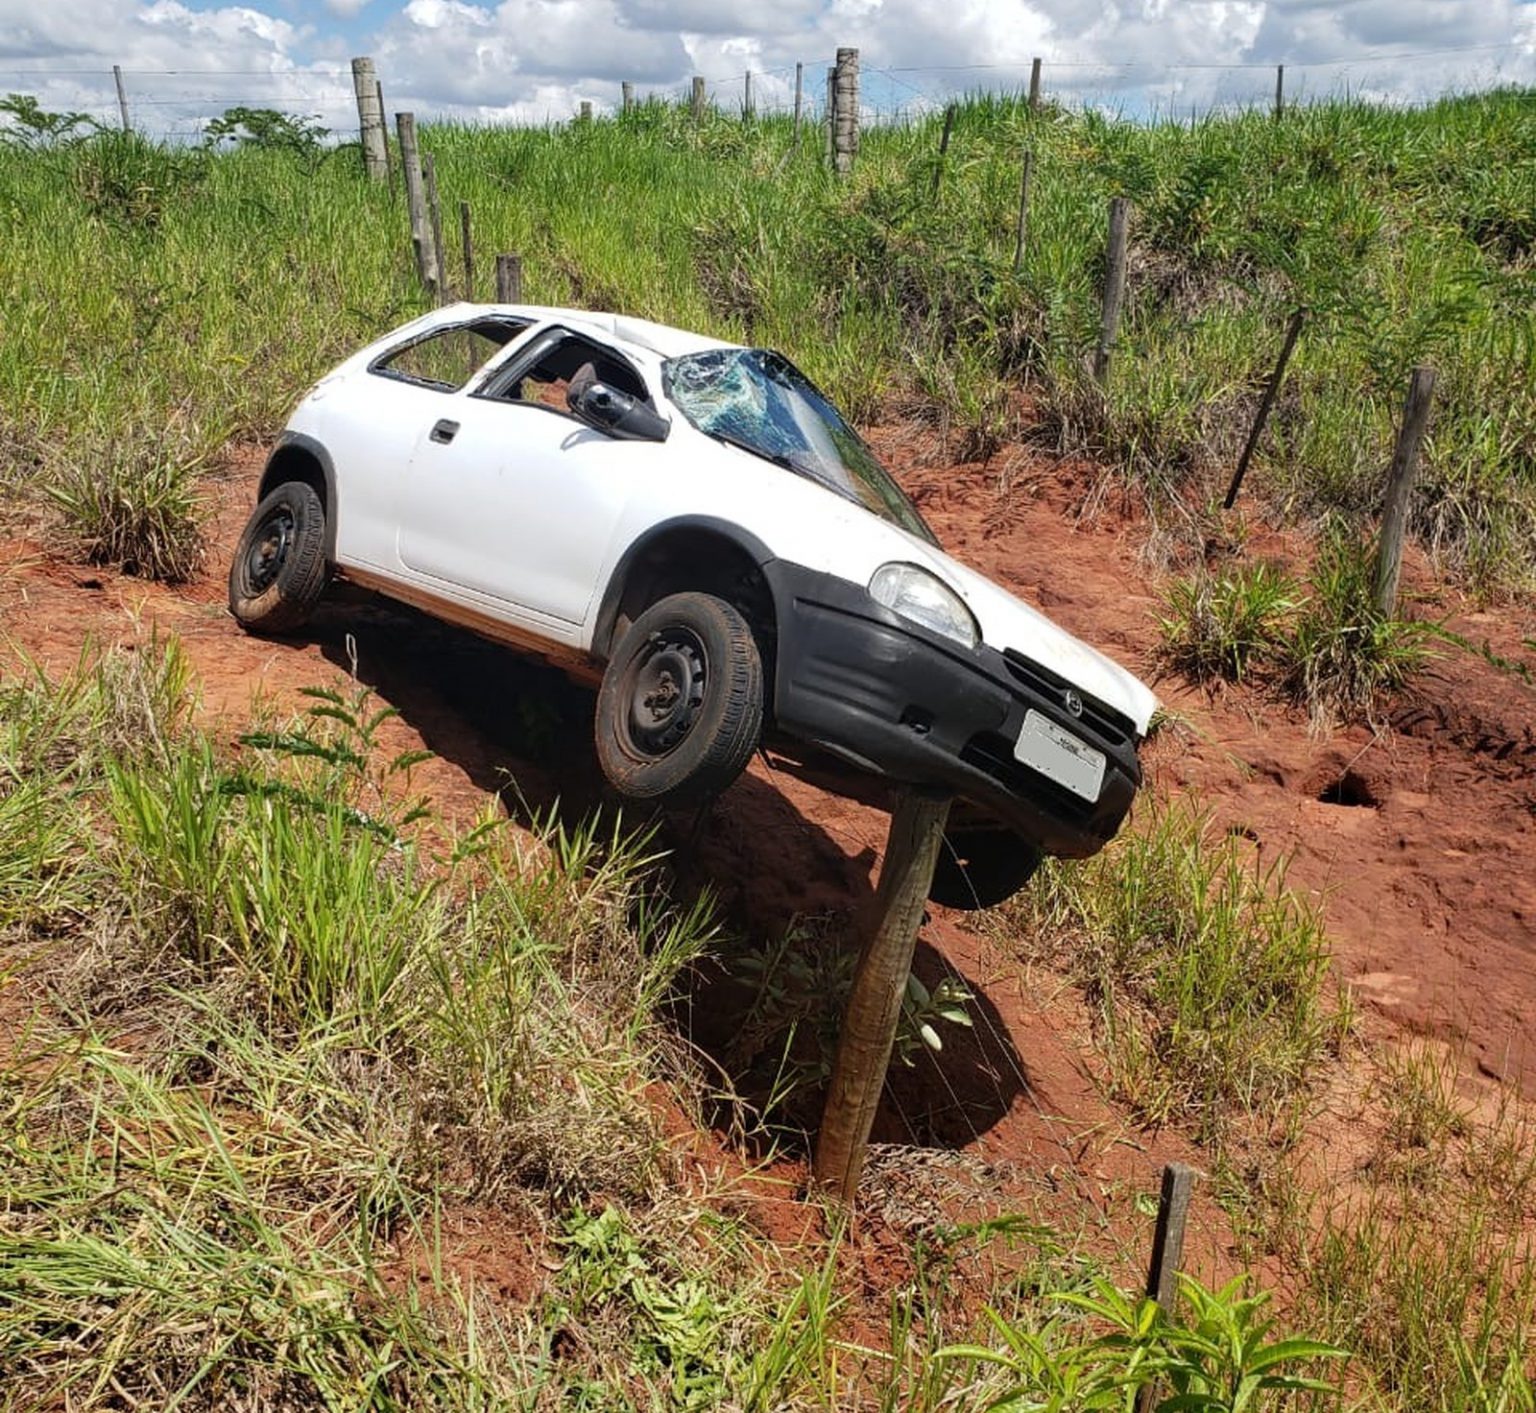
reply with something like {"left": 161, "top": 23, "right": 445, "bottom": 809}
{"left": 1013, "top": 148, "right": 1035, "bottom": 273}
{"left": 1094, "top": 196, "right": 1131, "bottom": 384}
{"left": 579, "top": 100, "right": 592, "bottom": 121}
{"left": 423, "top": 152, "right": 446, "bottom": 302}
{"left": 459, "top": 200, "right": 474, "bottom": 302}
{"left": 351, "top": 57, "right": 388, "bottom": 180}
{"left": 495, "top": 253, "right": 524, "bottom": 304}
{"left": 815, "top": 789, "right": 952, "bottom": 1205}
{"left": 930, "top": 103, "right": 957, "bottom": 198}
{"left": 376, "top": 79, "right": 394, "bottom": 190}
{"left": 396, "top": 113, "right": 434, "bottom": 293}
{"left": 692, "top": 75, "right": 706, "bottom": 121}
{"left": 744, "top": 71, "right": 754, "bottom": 121}
{"left": 622, "top": 80, "right": 634, "bottom": 113}
{"left": 1373, "top": 365, "right": 1437, "bottom": 617}
{"left": 1028, "top": 56, "right": 1042, "bottom": 112}
{"left": 1134, "top": 1163, "right": 1197, "bottom": 1413}
{"left": 833, "top": 47, "right": 859, "bottom": 178}
{"left": 113, "top": 65, "right": 131, "bottom": 133}
{"left": 1274, "top": 64, "right": 1285, "bottom": 120}
{"left": 792, "top": 61, "right": 804, "bottom": 146}
{"left": 825, "top": 67, "right": 836, "bottom": 170}
{"left": 1223, "top": 307, "right": 1305, "bottom": 509}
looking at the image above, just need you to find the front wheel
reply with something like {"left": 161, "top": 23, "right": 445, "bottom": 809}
{"left": 229, "top": 481, "right": 327, "bottom": 635}
{"left": 595, "top": 592, "right": 763, "bottom": 805}
{"left": 929, "top": 825, "right": 1042, "bottom": 910}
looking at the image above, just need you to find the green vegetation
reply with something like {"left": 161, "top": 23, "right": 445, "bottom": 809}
{"left": 2, "top": 90, "right": 1535, "bottom": 584}
{"left": 0, "top": 643, "right": 1345, "bottom": 1408}
{"left": 1000, "top": 801, "right": 1340, "bottom": 1144}
{"left": 1159, "top": 526, "right": 1438, "bottom": 723}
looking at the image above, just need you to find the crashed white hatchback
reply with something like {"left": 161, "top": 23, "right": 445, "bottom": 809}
{"left": 230, "top": 304, "right": 1156, "bottom": 907}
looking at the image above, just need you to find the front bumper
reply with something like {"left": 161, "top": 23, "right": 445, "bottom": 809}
{"left": 764, "top": 561, "right": 1142, "bottom": 859}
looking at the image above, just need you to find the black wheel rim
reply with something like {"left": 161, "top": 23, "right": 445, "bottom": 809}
{"left": 245, "top": 506, "right": 294, "bottom": 594}
{"left": 623, "top": 626, "right": 708, "bottom": 757}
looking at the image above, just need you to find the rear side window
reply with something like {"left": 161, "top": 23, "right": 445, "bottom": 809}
{"left": 372, "top": 319, "right": 531, "bottom": 392}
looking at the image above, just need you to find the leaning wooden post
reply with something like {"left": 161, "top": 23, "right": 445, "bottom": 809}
{"left": 396, "top": 113, "right": 433, "bottom": 292}
{"left": 691, "top": 75, "right": 706, "bottom": 122}
{"left": 1134, "top": 1163, "right": 1197, "bottom": 1413}
{"left": 1012, "top": 147, "right": 1035, "bottom": 273}
{"left": 376, "top": 79, "right": 395, "bottom": 190}
{"left": 1093, "top": 196, "right": 1131, "bottom": 385}
{"left": 459, "top": 200, "right": 474, "bottom": 301}
{"left": 112, "top": 64, "right": 131, "bottom": 133}
{"left": 423, "top": 152, "right": 447, "bottom": 302}
{"left": 930, "top": 102, "right": 957, "bottom": 198}
{"left": 1373, "top": 365, "right": 1437, "bottom": 617}
{"left": 351, "top": 57, "right": 388, "bottom": 180}
{"left": 791, "top": 61, "right": 804, "bottom": 146}
{"left": 495, "top": 253, "right": 523, "bottom": 304}
{"left": 833, "top": 47, "right": 860, "bottom": 178}
{"left": 1274, "top": 64, "right": 1285, "bottom": 120}
{"left": 1223, "top": 307, "right": 1305, "bottom": 509}
{"left": 1028, "top": 56, "right": 1043, "bottom": 113}
{"left": 815, "top": 789, "right": 952, "bottom": 1205}
{"left": 622, "top": 80, "right": 634, "bottom": 114}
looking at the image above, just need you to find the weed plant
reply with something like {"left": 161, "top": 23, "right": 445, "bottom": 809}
{"left": 1159, "top": 526, "right": 1437, "bottom": 724}
{"left": 2, "top": 91, "right": 1535, "bottom": 582}
{"left": 1001, "top": 800, "right": 1339, "bottom": 1144}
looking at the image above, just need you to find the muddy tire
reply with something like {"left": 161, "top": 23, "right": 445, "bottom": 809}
{"left": 228, "top": 482, "right": 327, "bottom": 635}
{"left": 595, "top": 592, "right": 763, "bottom": 804}
{"left": 929, "top": 825, "right": 1042, "bottom": 910}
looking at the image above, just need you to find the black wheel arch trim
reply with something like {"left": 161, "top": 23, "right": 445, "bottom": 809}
{"left": 259, "top": 432, "right": 338, "bottom": 562}
{"left": 591, "top": 515, "right": 776, "bottom": 660}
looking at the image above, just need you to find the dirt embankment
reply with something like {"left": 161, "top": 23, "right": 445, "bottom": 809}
{"left": 3, "top": 427, "right": 1534, "bottom": 1286}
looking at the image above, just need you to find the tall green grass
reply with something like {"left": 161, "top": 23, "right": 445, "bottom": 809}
{"left": 2, "top": 92, "right": 1534, "bottom": 581}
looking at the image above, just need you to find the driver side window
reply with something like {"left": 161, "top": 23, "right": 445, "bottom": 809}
{"left": 488, "top": 332, "right": 651, "bottom": 413}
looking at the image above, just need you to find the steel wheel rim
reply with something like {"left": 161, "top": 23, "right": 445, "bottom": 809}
{"left": 624, "top": 627, "right": 707, "bottom": 756}
{"left": 245, "top": 506, "right": 295, "bottom": 595}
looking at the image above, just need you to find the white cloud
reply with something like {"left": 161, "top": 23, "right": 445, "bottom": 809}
{"left": 0, "top": 0, "right": 1530, "bottom": 132}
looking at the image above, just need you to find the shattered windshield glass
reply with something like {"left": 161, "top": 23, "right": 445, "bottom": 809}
{"left": 662, "top": 348, "right": 937, "bottom": 544}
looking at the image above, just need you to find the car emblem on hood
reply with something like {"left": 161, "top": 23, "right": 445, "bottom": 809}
{"left": 1064, "top": 689, "right": 1084, "bottom": 717}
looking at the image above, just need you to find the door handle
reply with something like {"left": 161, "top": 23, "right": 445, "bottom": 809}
{"left": 429, "top": 419, "right": 460, "bottom": 444}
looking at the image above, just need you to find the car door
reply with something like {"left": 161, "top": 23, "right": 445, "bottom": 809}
{"left": 327, "top": 316, "right": 533, "bottom": 570}
{"left": 394, "top": 328, "right": 665, "bottom": 628}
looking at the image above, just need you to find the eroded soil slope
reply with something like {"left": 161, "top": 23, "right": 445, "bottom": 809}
{"left": 3, "top": 426, "right": 1534, "bottom": 1263}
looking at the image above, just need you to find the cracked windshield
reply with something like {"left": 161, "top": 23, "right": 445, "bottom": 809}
{"left": 663, "top": 348, "right": 935, "bottom": 543}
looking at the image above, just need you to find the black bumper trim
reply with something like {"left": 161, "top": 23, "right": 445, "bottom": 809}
{"left": 763, "top": 561, "right": 1142, "bottom": 859}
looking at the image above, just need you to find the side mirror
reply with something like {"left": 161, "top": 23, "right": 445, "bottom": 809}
{"left": 569, "top": 381, "right": 670, "bottom": 443}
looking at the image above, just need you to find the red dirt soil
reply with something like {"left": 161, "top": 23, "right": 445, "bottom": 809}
{"left": 3, "top": 427, "right": 1534, "bottom": 1295}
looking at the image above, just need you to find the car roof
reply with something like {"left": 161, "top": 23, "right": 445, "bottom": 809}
{"left": 447, "top": 303, "right": 741, "bottom": 361}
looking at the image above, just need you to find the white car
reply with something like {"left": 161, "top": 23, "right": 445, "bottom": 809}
{"left": 230, "top": 304, "right": 1156, "bottom": 907}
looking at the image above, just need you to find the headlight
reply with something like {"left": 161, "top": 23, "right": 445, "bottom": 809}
{"left": 869, "top": 563, "right": 979, "bottom": 648}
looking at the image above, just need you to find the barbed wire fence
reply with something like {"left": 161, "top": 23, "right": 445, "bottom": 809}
{"left": 1, "top": 39, "right": 1533, "bottom": 145}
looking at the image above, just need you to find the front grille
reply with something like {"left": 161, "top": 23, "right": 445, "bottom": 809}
{"left": 1001, "top": 649, "right": 1136, "bottom": 750}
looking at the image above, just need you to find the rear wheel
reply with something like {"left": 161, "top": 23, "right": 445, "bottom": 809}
{"left": 595, "top": 592, "right": 763, "bottom": 804}
{"left": 229, "top": 482, "right": 327, "bottom": 635}
{"left": 929, "top": 824, "right": 1042, "bottom": 910}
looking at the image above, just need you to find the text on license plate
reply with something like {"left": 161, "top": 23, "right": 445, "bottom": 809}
{"left": 1013, "top": 709, "right": 1105, "bottom": 802}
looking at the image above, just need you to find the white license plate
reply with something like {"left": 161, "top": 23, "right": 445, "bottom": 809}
{"left": 1013, "top": 709, "right": 1105, "bottom": 802}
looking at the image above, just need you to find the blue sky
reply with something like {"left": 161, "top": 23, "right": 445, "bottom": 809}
{"left": 1, "top": 0, "right": 1533, "bottom": 137}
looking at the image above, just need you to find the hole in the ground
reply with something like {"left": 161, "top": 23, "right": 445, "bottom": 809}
{"left": 1317, "top": 769, "right": 1379, "bottom": 808}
